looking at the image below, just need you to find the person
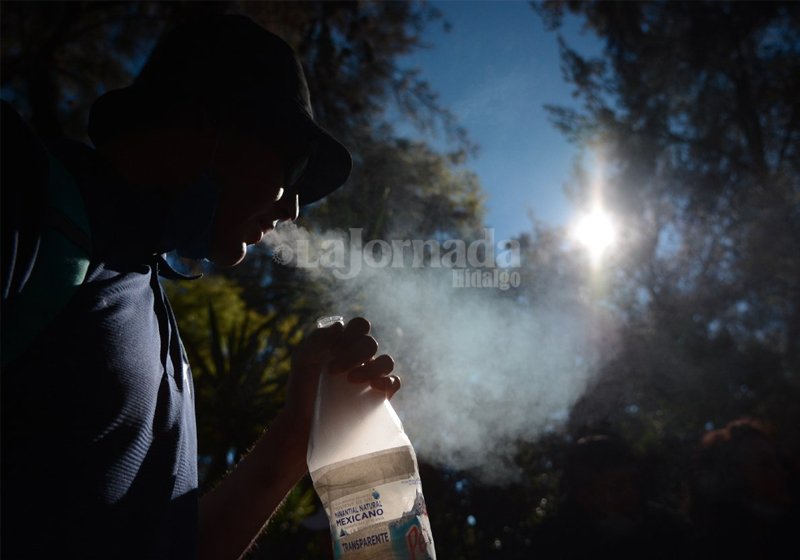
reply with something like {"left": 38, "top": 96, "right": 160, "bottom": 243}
{"left": 1, "top": 14, "right": 399, "bottom": 560}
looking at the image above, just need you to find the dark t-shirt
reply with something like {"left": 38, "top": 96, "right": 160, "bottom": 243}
{"left": 1, "top": 104, "right": 199, "bottom": 559}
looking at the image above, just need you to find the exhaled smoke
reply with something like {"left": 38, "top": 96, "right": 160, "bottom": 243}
{"left": 263, "top": 223, "right": 598, "bottom": 485}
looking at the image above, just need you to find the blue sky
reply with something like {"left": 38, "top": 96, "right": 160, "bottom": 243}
{"left": 392, "top": 1, "right": 604, "bottom": 242}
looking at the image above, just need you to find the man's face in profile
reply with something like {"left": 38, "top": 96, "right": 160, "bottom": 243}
{"left": 207, "top": 130, "right": 302, "bottom": 267}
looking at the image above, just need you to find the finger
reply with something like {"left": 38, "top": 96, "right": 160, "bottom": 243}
{"left": 347, "top": 355, "right": 394, "bottom": 384}
{"left": 370, "top": 374, "right": 402, "bottom": 400}
{"left": 318, "top": 320, "right": 345, "bottom": 339}
{"left": 329, "top": 335, "right": 378, "bottom": 375}
{"left": 331, "top": 317, "right": 371, "bottom": 357}
{"left": 312, "top": 320, "right": 344, "bottom": 351}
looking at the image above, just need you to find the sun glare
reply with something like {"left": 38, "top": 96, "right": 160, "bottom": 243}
{"left": 574, "top": 207, "right": 615, "bottom": 260}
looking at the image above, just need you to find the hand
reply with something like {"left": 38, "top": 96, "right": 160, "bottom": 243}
{"left": 199, "top": 318, "right": 400, "bottom": 557}
{"left": 283, "top": 317, "right": 400, "bottom": 442}
{"left": 328, "top": 317, "right": 399, "bottom": 395}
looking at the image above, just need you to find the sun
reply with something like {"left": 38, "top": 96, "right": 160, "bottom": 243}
{"left": 574, "top": 207, "right": 615, "bottom": 260}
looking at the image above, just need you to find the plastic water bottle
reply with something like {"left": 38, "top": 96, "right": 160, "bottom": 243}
{"left": 308, "top": 316, "right": 436, "bottom": 559}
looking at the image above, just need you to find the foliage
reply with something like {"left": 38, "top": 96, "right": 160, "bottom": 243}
{"left": 163, "top": 275, "right": 303, "bottom": 490}
{"left": 306, "top": 134, "right": 485, "bottom": 239}
{"left": 519, "top": 3, "right": 800, "bottom": 549}
{"left": 532, "top": 0, "right": 800, "bottom": 423}
{"left": 535, "top": 0, "right": 800, "bottom": 360}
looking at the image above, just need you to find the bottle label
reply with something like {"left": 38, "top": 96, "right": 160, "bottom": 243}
{"left": 329, "top": 479, "right": 435, "bottom": 559}
{"left": 312, "top": 447, "right": 436, "bottom": 559}
{"left": 331, "top": 478, "right": 419, "bottom": 534}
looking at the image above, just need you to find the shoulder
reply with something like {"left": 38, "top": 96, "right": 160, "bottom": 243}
{"left": 1, "top": 103, "right": 100, "bottom": 366}
{"left": 0, "top": 101, "right": 101, "bottom": 241}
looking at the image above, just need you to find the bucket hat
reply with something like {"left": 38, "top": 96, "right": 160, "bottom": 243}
{"left": 88, "top": 14, "right": 351, "bottom": 205}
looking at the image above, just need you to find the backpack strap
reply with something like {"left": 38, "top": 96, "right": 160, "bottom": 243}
{"left": 1, "top": 110, "right": 92, "bottom": 370}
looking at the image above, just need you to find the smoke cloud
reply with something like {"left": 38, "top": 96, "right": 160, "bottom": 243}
{"left": 263, "top": 223, "right": 598, "bottom": 484}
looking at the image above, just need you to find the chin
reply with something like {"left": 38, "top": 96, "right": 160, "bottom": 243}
{"left": 209, "top": 242, "right": 247, "bottom": 267}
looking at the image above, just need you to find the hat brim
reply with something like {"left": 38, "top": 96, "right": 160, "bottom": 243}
{"left": 88, "top": 87, "right": 352, "bottom": 206}
{"left": 288, "top": 111, "right": 352, "bottom": 206}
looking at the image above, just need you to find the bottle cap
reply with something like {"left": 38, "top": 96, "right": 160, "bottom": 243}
{"left": 317, "top": 316, "right": 344, "bottom": 329}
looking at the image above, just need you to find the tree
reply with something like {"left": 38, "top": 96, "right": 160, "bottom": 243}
{"left": 535, "top": 0, "right": 800, "bottom": 365}
{"left": 533, "top": 0, "right": 800, "bottom": 514}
